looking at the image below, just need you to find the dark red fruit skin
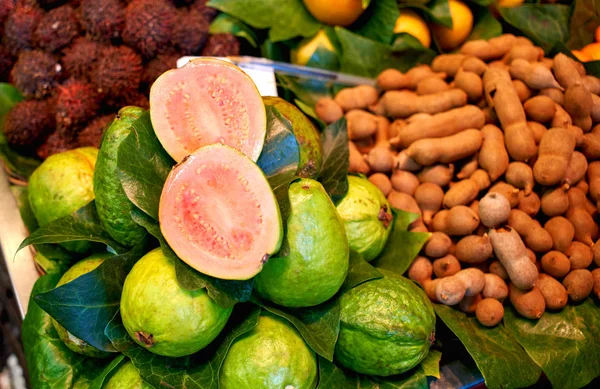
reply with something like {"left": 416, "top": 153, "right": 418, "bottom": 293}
{"left": 191, "top": 0, "right": 218, "bottom": 22}
{"left": 36, "top": 129, "right": 78, "bottom": 160}
{"left": 172, "top": 9, "right": 209, "bottom": 55}
{"left": 10, "top": 50, "right": 63, "bottom": 99}
{"left": 3, "top": 99, "right": 55, "bottom": 147}
{"left": 81, "top": 0, "right": 124, "bottom": 42}
{"left": 103, "top": 89, "right": 149, "bottom": 111}
{"left": 94, "top": 45, "right": 142, "bottom": 99}
{"left": 3, "top": 4, "right": 43, "bottom": 54}
{"left": 201, "top": 33, "right": 240, "bottom": 57}
{"left": 34, "top": 5, "right": 80, "bottom": 52}
{"left": 141, "top": 53, "right": 178, "bottom": 92}
{"left": 122, "top": 0, "right": 176, "bottom": 59}
{"left": 55, "top": 79, "right": 101, "bottom": 136}
{"left": 0, "top": 44, "right": 15, "bottom": 81}
{"left": 61, "top": 37, "right": 102, "bottom": 81}
{"left": 36, "top": 0, "right": 69, "bottom": 9}
{"left": 77, "top": 113, "right": 115, "bottom": 148}
{"left": 0, "top": 0, "right": 15, "bottom": 28}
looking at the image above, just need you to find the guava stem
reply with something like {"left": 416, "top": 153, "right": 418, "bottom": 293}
{"left": 378, "top": 205, "right": 393, "bottom": 228}
{"left": 135, "top": 331, "right": 154, "bottom": 347}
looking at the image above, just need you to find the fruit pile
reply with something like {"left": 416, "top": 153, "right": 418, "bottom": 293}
{"left": 315, "top": 34, "right": 600, "bottom": 326}
{"left": 18, "top": 58, "right": 437, "bottom": 388}
{"left": 0, "top": 0, "right": 239, "bottom": 160}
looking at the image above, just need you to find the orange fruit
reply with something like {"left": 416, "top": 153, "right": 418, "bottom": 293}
{"left": 595, "top": 25, "right": 600, "bottom": 42}
{"left": 572, "top": 50, "right": 591, "bottom": 63}
{"left": 581, "top": 42, "right": 600, "bottom": 61}
{"left": 495, "top": 0, "right": 525, "bottom": 7}
{"left": 431, "top": 0, "right": 473, "bottom": 51}
{"left": 394, "top": 10, "right": 431, "bottom": 48}
{"left": 303, "top": 0, "right": 366, "bottom": 27}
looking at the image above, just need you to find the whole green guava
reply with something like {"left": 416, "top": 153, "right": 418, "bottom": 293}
{"left": 254, "top": 178, "right": 349, "bottom": 307}
{"left": 220, "top": 314, "right": 318, "bottom": 389}
{"left": 120, "top": 248, "right": 232, "bottom": 357}
{"left": 336, "top": 175, "right": 393, "bottom": 261}
{"left": 103, "top": 361, "right": 152, "bottom": 389}
{"left": 28, "top": 147, "right": 98, "bottom": 253}
{"left": 334, "top": 269, "right": 436, "bottom": 376}
{"left": 52, "top": 253, "right": 112, "bottom": 358}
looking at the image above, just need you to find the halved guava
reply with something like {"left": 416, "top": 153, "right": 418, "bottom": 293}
{"left": 149, "top": 58, "right": 267, "bottom": 162}
{"left": 158, "top": 144, "right": 283, "bottom": 280}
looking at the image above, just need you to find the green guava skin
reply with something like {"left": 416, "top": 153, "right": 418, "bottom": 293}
{"left": 334, "top": 269, "right": 436, "bottom": 376}
{"left": 28, "top": 147, "right": 98, "bottom": 253}
{"left": 336, "top": 175, "right": 393, "bottom": 261}
{"left": 52, "top": 254, "right": 112, "bottom": 358}
{"left": 103, "top": 361, "right": 152, "bottom": 389}
{"left": 94, "top": 106, "right": 146, "bottom": 247}
{"left": 220, "top": 314, "right": 318, "bottom": 389}
{"left": 254, "top": 178, "right": 349, "bottom": 307}
{"left": 120, "top": 248, "right": 233, "bottom": 357}
{"left": 262, "top": 97, "right": 323, "bottom": 179}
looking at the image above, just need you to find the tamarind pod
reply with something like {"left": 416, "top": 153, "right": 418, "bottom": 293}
{"left": 590, "top": 94, "right": 600, "bottom": 123}
{"left": 478, "top": 124, "right": 509, "bottom": 181}
{"left": 315, "top": 97, "right": 343, "bottom": 124}
{"left": 540, "top": 185, "right": 569, "bottom": 217}
{"left": 405, "top": 129, "right": 482, "bottom": 166}
{"left": 489, "top": 227, "right": 538, "bottom": 290}
{"left": 553, "top": 53, "right": 585, "bottom": 89}
{"left": 470, "top": 169, "right": 491, "bottom": 192}
{"left": 483, "top": 67, "right": 512, "bottom": 107}
{"left": 461, "top": 56, "right": 488, "bottom": 76}
{"left": 506, "top": 162, "right": 534, "bottom": 195}
{"left": 414, "top": 183, "right": 444, "bottom": 225}
{"left": 489, "top": 181, "right": 520, "bottom": 208}
{"left": 567, "top": 208, "right": 598, "bottom": 246}
{"left": 583, "top": 125, "right": 600, "bottom": 160}
{"left": 392, "top": 105, "right": 485, "bottom": 148}
{"left": 584, "top": 75, "right": 600, "bottom": 95}
{"left": 454, "top": 268, "right": 486, "bottom": 296}
{"left": 533, "top": 127, "right": 576, "bottom": 186}
{"left": 454, "top": 70, "right": 483, "bottom": 102}
{"left": 431, "top": 205, "right": 480, "bottom": 236}
{"left": 423, "top": 232, "right": 452, "bottom": 258}
{"left": 509, "top": 59, "right": 562, "bottom": 90}
{"left": 377, "top": 68, "right": 411, "bottom": 90}
{"left": 536, "top": 274, "right": 568, "bottom": 310}
{"left": 417, "top": 164, "right": 455, "bottom": 187}
{"left": 434, "top": 276, "right": 467, "bottom": 305}
{"left": 405, "top": 65, "right": 447, "bottom": 89}
{"left": 518, "top": 191, "right": 540, "bottom": 217}
{"left": 544, "top": 216, "right": 575, "bottom": 253}
{"left": 460, "top": 39, "right": 511, "bottom": 61}
{"left": 563, "top": 269, "right": 594, "bottom": 302}
{"left": 508, "top": 209, "right": 553, "bottom": 252}
{"left": 506, "top": 45, "right": 543, "bottom": 64}
{"left": 345, "top": 109, "right": 378, "bottom": 140}
{"left": 348, "top": 142, "right": 370, "bottom": 175}
{"left": 523, "top": 96, "right": 556, "bottom": 123}
{"left": 455, "top": 235, "right": 493, "bottom": 264}
{"left": 407, "top": 256, "right": 433, "bottom": 284}
{"left": 564, "top": 151, "right": 588, "bottom": 186}
{"left": 443, "top": 179, "right": 479, "bottom": 208}
{"left": 567, "top": 187, "right": 597, "bottom": 217}
{"left": 394, "top": 151, "right": 422, "bottom": 172}
{"left": 539, "top": 88, "right": 564, "bottom": 105}
{"left": 564, "top": 84, "right": 593, "bottom": 132}
{"left": 566, "top": 241, "right": 594, "bottom": 270}
{"left": 509, "top": 284, "right": 546, "bottom": 319}
{"left": 527, "top": 122, "right": 546, "bottom": 145}
{"left": 334, "top": 85, "right": 378, "bottom": 111}
{"left": 512, "top": 79, "right": 532, "bottom": 103}
{"left": 456, "top": 155, "right": 478, "bottom": 180}
{"left": 431, "top": 54, "right": 466, "bottom": 77}
{"left": 433, "top": 254, "right": 461, "bottom": 278}
{"left": 390, "top": 170, "right": 419, "bottom": 195}
{"left": 587, "top": 160, "right": 600, "bottom": 207}
{"left": 416, "top": 77, "right": 450, "bottom": 95}
{"left": 551, "top": 104, "right": 572, "bottom": 128}
{"left": 380, "top": 89, "right": 467, "bottom": 118}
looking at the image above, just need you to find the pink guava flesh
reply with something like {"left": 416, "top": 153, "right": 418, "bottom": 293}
{"left": 150, "top": 58, "right": 267, "bottom": 162}
{"left": 159, "top": 144, "right": 282, "bottom": 280}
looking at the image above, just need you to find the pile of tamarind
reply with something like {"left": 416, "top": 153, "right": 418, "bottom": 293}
{"left": 315, "top": 34, "right": 600, "bottom": 327}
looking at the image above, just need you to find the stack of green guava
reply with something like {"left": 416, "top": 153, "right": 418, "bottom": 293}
{"left": 20, "top": 58, "right": 435, "bottom": 388}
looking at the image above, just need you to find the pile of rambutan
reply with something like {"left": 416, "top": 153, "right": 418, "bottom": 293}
{"left": 0, "top": 0, "right": 239, "bottom": 159}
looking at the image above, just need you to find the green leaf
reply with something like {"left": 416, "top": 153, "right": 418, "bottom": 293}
{"left": 305, "top": 45, "right": 341, "bottom": 71}
{"left": 17, "top": 201, "right": 128, "bottom": 255}
{"left": 88, "top": 355, "right": 126, "bottom": 389}
{"left": 257, "top": 106, "right": 300, "bottom": 223}
{"left": 317, "top": 357, "right": 428, "bottom": 388}
{"left": 117, "top": 111, "right": 175, "bottom": 220}
{"left": 10, "top": 185, "right": 38, "bottom": 233}
{"left": 421, "top": 349, "right": 442, "bottom": 379}
{"left": 465, "top": 0, "right": 493, "bottom": 6}
{"left": 340, "top": 250, "right": 383, "bottom": 294}
{"left": 0, "top": 83, "right": 23, "bottom": 116}
{"left": 351, "top": 0, "right": 400, "bottom": 44}
{"left": 107, "top": 306, "right": 262, "bottom": 389}
{"left": 277, "top": 74, "right": 335, "bottom": 107}
{"left": 336, "top": 27, "right": 435, "bottom": 77}
{"left": 34, "top": 237, "right": 150, "bottom": 352}
{"left": 318, "top": 118, "right": 349, "bottom": 204}
{"left": 566, "top": 0, "right": 600, "bottom": 50}
{"left": 499, "top": 4, "right": 571, "bottom": 52}
{"left": 294, "top": 99, "right": 326, "bottom": 128}
{"left": 209, "top": 13, "right": 258, "bottom": 47}
{"left": 130, "top": 207, "right": 253, "bottom": 308}
{"left": 208, "top": 0, "right": 321, "bottom": 42}
{"left": 434, "top": 304, "right": 542, "bottom": 389}
{"left": 251, "top": 295, "right": 341, "bottom": 361}
{"left": 392, "top": 33, "right": 431, "bottom": 52}
{"left": 467, "top": 5, "right": 502, "bottom": 42}
{"left": 424, "top": 0, "right": 452, "bottom": 28}
{"left": 503, "top": 300, "right": 600, "bottom": 389}
{"left": 22, "top": 274, "right": 87, "bottom": 389}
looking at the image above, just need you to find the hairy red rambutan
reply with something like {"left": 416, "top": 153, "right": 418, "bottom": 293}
{"left": 36, "top": 129, "right": 77, "bottom": 159}
{"left": 55, "top": 79, "right": 101, "bottom": 135}
{"left": 9, "top": 50, "right": 63, "bottom": 98}
{"left": 94, "top": 45, "right": 142, "bottom": 99}
{"left": 81, "top": 0, "right": 124, "bottom": 42}
{"left": 172, "top": 9, "right": 209, "bottom": 55}
{"left": 34, "top": 5, "right": 79, "bottom": 52}
{"left": 0, "top": 0, "right": 15, "bottom": 28}
{"left": 2, "top": 4, "right": 43, "bottom": 54}
{"left": 77, "top": 113, "right": 115, "bottom": 148}
{"left": 141, "top": 53, "right": 178, "bottom": 91}
{"left": 0, "top": 44, "right": 15, "bottom": 81}
{"left": 61, "top": 37, "right": 102, "bottom": 81}
{"left": 36, "top": 1, "right": 69, "bottom": 9}
{"left": 191, "top": 0, "right": 218, "bottom": 22}
{"left": 3, "top": 99, "right": 55, "bottom": 147}
{"left": 103, "top": 88, "right": 149, "bottom": 111}
{"left": 201, "top": 33, "right": 239, "bottom": 57}
{"left": 122, "top": 0, "right": 176, "bottom": 59}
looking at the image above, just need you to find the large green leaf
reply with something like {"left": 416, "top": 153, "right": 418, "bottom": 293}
{"left": 317, "top": 357, "right": 428, "bottom": 388}
{"left": 421, "top": 349, "right": 442, "bottom": 379}
{"left": 208, "top": 0, "right": 321, "bottom": 42}
{"left": 22, "top": 274, "right": 87, "bottom": 389}
{"left": 209, "top": 13, "right": 258, "bottom": 47}
{"left": 318, "top": 118, "right": 349, "bottom": 204}
{"left": 340, "top": 250, "right": 383, "bottom": 294}
{"left": 251, "top": 295, "right": 341, "bottom": 362}
{"left": 257, "top": 106, "right": 300, "bottom": 223}
{"left": 130, "top": 208, "right": 253, "bottom": 308}
{"left": 504, "top": 300, "right": 600, "bottom": 389}
{"left": 566, "top": 0, "right": 600, "bottom": 50}
{"left": 17, "top": 201, "right": 128, "bottom": 255}
{"left": 500, "top": 4, "right": 571, "bottom": 52}
{"left": 351, "top": 0, "right": 399, "bottom": 44}
{"left": 422, "top": 0, "right": 452, "bottom": 28}
{"left": 34, "top": 237, "right": 150, "bottom": 352}
{"left": 88, "top": 355, "right": 126, "bottom": 389}
{"left": 434, "top": 304, "right": 542, "bottom": 389}
{"left": 467, "top": 5, "right": 502, "bottom": 42}
{"left": 106, "top": 306, "right": 261, "bottom": 389}
{"left": 117, "top": 111, "right": 175, "bottom": 221}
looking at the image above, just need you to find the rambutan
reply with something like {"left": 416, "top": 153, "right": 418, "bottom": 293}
{"left": 104, "top": 88, "right": 149, "bottom": 110}
{"left": 0, "top": 0, "right": 15, "bottom": 28}
{"left": 34, "top": 5, "right": 80, "bottom": 52}
{"left": 94, "top": 45, "right": 142, "bottom": 99}
{"left": 141, "top": 53, "right": 178, "bottom": 92}
{"left": 201, "top": 33, "right": 239, "bottom": 57}
{"left": 0, "top": 45, "right": 15, "bottom": 81}
{"left": 77, "top": 113, "right": 115, "bottom": 148}
{"left": 36, "top": 1, "right": 69, "bottom": 9}
{"left": 10, "top": 50, "right": 63, "bottom": 99}
{"left": 3, "top": 4, "right": 43, "bottom": 54}
{"left": 3, "top": 99, "right": 55, "bottom": 147}
{"left": 55, "top": 79, "right": 101, "bottom": 136}
{"left": 191, "top": 0, "right": 218, "bottom": 22}
{"left": 81, "top": 0, "right": 124, "bottom": 42}
{"left": 122, "top": 0, "right": 176, "bottom": 59}
{"left": 61, "top": 37, "right": 101, "bottom": 81}
{"left": 36, "top": 129, "right": 77, "bottom": 159}
{"left": 172, "top": 9, "right": 208, "bottom": 55}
